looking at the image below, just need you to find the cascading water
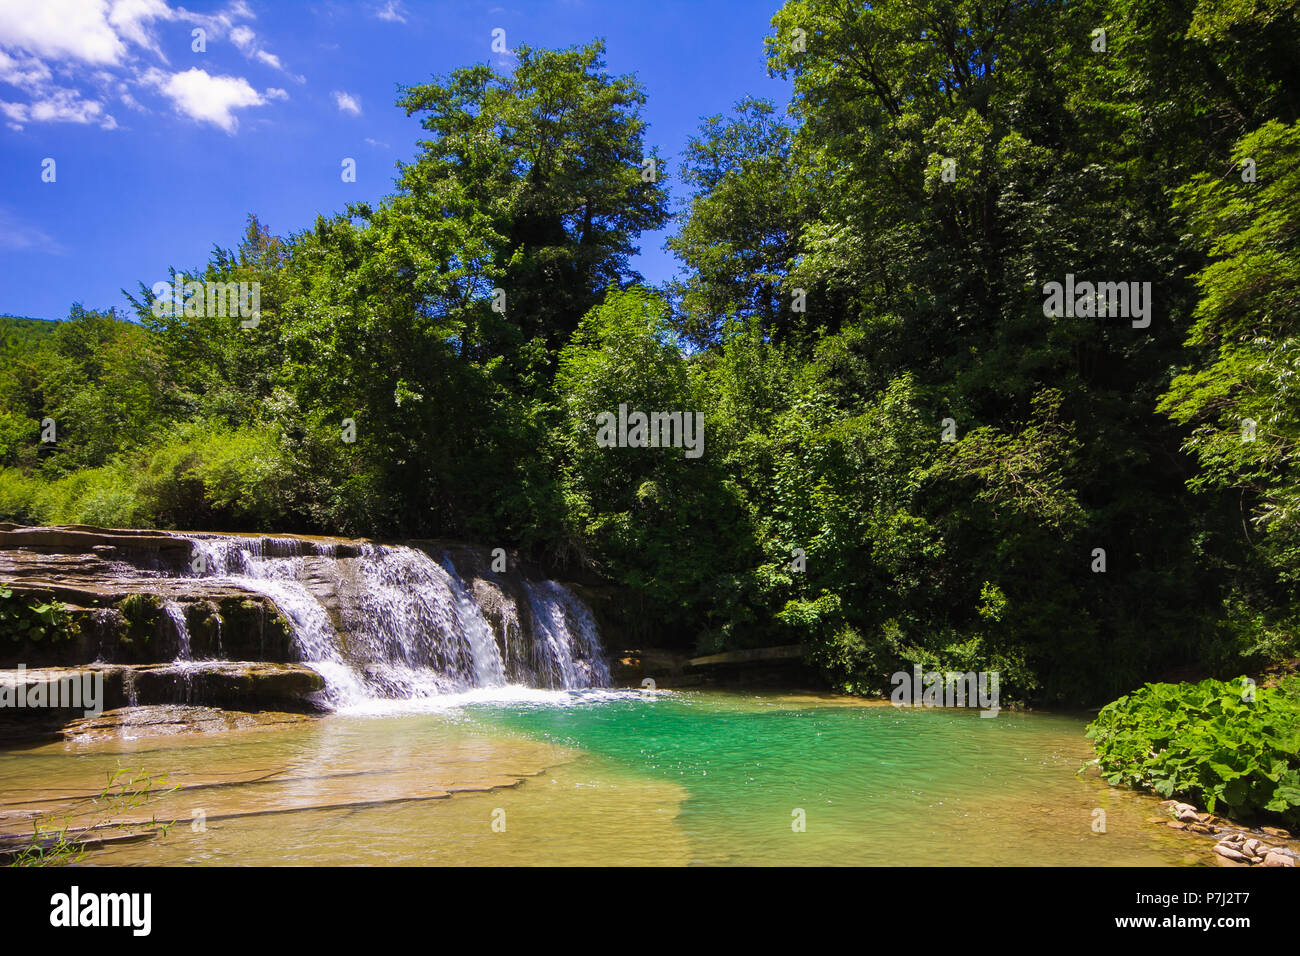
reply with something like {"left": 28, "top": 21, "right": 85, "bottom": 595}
{"left": 524, "top": 580, "right": 612, "bottom": 689}
{"left": 175, "top": 534, "right": 608, "bottom": 708}
{"left": 162, "top": 601, "right": 192, "bottom": 661}
{"left": 162, "top": 600, "right": 198, "bottom": 702}
{"left": 185, "top": 536, "right": 369, "bottom": 706}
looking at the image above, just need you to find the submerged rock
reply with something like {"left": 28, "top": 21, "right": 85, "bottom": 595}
{"left": 60, "top": 704, "right": 316, "bottom": 742}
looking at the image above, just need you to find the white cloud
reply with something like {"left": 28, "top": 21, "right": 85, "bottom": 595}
{"left": 333, "top": 90, "right": 360, "bottom": 116}
{"left": 229, "top": 24, "right": 255, "bottom": 52}
{"left": 0, "top": 0, "right": 292, "bottom": 133}
{"left": 255, "top": 49, "right": 285, "bottom": 71}
{"left": 0, "top": 50, "right": 51, "bottom": 89}
{"left": 145, "top": 66, "right": 266, "bottom": 132}
{"left": 0, "top": 98, "right": 25, "bottom": 127}
{"left": 0, "top": 87, "right": 115, "bottom": 129}
{"left": 374, "top": 1, "right": 407, "bottom": 24}
{"left": 108, "top": 0, "right": 172, "bottom": 59}
{"left": 265, "top": 86, "right": 288, "bottom": 101}
{"left": 226, "top": 21, "right": 300, "bottom": 80}
{"left": 0, "top": 0, "right": 126, "bottom": 65}
{"left": 30, "top": 88, "right": 109, "bottom": 124}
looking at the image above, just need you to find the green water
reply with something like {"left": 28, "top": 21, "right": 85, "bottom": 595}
{"left": 0, "top": 690, "right": 1204, "bottom": 865}
{"left": 466, "top": 691, "right": 1201, "bottom": 865}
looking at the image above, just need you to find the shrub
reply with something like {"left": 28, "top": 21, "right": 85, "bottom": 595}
{"left": 0, "top": 586, "right": 79, "bottom": 643}
{"left": 1087, "top": 678, "right": 1300, "bottom": 827}
{"left": 139, "top": 423, "right": 289, "bottom": 529}
{"left": 0, "top": 468, "right": 40, "bottom": 523}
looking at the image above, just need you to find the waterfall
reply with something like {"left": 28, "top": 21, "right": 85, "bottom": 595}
{"left": 162, "top": 601, "right": 192, "bottom": 661}
{"left": 173, "top": 534, "right": 608, "bottom": 707}
{"left": 524, "top": 580, "right": 612, "bottom": 689}
{"left": 163, "top": 600, "right": 197, "bottom": 702}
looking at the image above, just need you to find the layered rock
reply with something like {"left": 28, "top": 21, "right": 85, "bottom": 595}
{"left": 0, "top": 525, "right": 612, "bottom": 737}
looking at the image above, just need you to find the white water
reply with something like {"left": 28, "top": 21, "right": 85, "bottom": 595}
{"left": 162, "top": 600, "right": 199, "bottom": 702}
{"left": 174, "top": 534, "right": 608, "bottom": 708}
{"left": 162, "top": 601, "right": 192, "bottom": 661}
{"left": 524, "top": 580, "right": 612, "bottom": 689}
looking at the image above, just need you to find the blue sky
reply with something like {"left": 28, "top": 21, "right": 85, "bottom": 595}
{"left": 0, "top": 0, "right": 792, "bottom": 321}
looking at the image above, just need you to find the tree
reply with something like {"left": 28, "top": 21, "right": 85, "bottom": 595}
{"left": 395, "top": 41, "right": 670, "bottom": 366}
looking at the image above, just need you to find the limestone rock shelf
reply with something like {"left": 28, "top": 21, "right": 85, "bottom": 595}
{"left": 0, "top": 662, "right": 327, "bottom": 743}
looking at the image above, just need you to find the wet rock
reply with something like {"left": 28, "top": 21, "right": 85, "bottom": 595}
{"left": 1263, "top": 850, "right": 1296, "bottom": 867}
{"left": 1261, "top": 826, "right": 1291, "bottom": 839}
{"left": 131, "top": 662, "right": 325, "bottom": 711}
{"left": 61, "top": 704, "right": 315, "bottom": 743}
{"left": 0, "top": 661, "right": 324, "bottom": 741}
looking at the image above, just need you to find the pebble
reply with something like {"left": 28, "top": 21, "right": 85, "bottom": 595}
{"left": 1155, "top": 802, "right": 1299, "bottom": 868}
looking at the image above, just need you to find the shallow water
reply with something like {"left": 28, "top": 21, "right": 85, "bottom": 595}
{"left": 0, "top": 690, "right": 1204, "bottom": 866}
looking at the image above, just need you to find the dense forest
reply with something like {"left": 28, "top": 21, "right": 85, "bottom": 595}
{"left": 1, "top": 0, "right": 1297, "bottom": 706}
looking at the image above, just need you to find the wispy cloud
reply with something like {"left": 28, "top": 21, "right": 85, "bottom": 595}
{"left": 0, "top": 87, "right": 116, "bottom": 131}
{"left": 373, "top": 1, "right": 408, "bottom": 24}
{"left": 333, "top": 90, "right": 361, "bottom": 116}
{"left": 228, "top": 20, "right": 302, "bottom": 81}
{"left": 0, "top": 207, "right": 64, "bottom": 254}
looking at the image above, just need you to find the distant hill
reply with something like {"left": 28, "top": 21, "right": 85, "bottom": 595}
{"left": 0, "top": 315, "right": 58, "bottom": 353}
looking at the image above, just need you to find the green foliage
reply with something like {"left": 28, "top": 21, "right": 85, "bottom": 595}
{"left": 669, "top": 98, "right": 805, "bottom": 346}
{"left": 1160, "top": 120, "right": 1300, "bottom": 531}
{"left": 394, "top": 40, "right": 669, "bottom": 360}
{"left": 555, "top": 288, "right": 756, "bottom": 641}
{"left": 118, "top": 593, "right": 160, "bottom": 644}
{"left": 0, "top": 586, "right": 78, "bottom": 643}
{"left": 1087, "top": 678, "right": 1300, "bottom": 826}
{"left": 1, "top": 1, "right": 1296, "bottom": 712}
{"left": 7, "top": 766, "right": 177, "bottom": 866}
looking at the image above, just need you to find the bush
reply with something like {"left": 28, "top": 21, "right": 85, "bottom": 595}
{"left": 139, "top": 423, "right": 289, "bottom": 529}
{"left": 0, "top": 586, "right": 79, "bottom": 643}
{"left": 0, "top": 468, "right": 41, "bottom": 523}
{"left": 36, "top": 464, "right": 151, "bottom": 528}
{"left": 1087, "top": 678, "right": 1300, "bottom": 827}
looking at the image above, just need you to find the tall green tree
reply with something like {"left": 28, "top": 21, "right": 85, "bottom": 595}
{"left": 395, "top": 41, "right": 670, "bottom": 366}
